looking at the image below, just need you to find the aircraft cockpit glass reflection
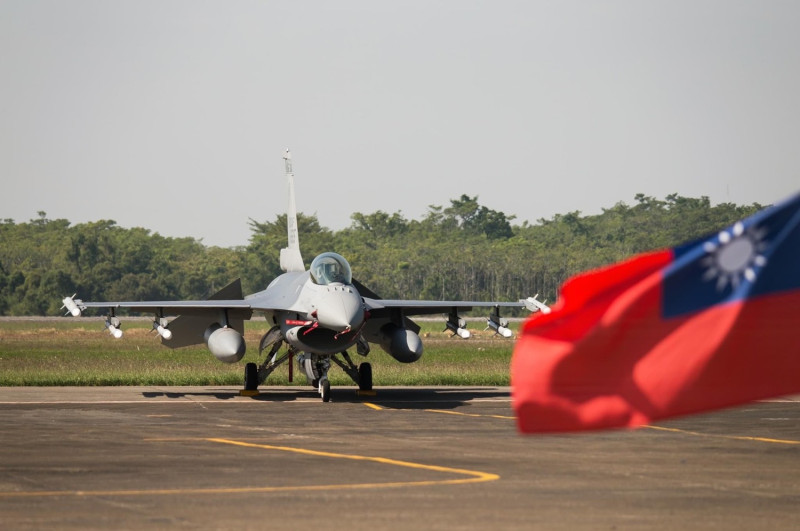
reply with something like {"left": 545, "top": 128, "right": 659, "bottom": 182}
{"left": 310, "top": 252, "right": 352, "bottom": 285}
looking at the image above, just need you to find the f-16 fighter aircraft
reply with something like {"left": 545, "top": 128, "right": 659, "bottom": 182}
{"left": 62, "top": 150, "right": 548, "bottom": 401}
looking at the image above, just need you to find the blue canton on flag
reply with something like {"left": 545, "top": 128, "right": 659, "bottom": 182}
{"left": 662, "top": 192, "right": 800, "bottom": 318}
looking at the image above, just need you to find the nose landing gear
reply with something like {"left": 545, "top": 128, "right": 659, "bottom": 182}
{"left": 242, "top": 327, "right": 374, "bottom": 402}
{"left": 297, "top": 350, "right": 373, "bottom": 402}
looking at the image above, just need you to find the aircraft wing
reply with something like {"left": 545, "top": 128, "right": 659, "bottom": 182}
{"left": 67, "top": 278, "right": 255, "bottom": 318}
{"left": 78, "top": 300, "right": 253, "bottom": 316}
{"left": 62, "top": 279, "right": 259, "bottom": 349}
{"left": 358, "top": 297, "right": 529, "bottom": 339}
{"left": 352, "top": 277, "right": 530, "bottom": 317}
{"left": 362, "top": 298, "right": 526, "bottom": 316}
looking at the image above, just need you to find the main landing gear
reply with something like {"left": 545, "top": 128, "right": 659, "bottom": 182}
{"left": 243, "top": 326, "right": 289, "bottom": 392}
{"left": 243, "top": 327, "right": 373, "bottom": 402}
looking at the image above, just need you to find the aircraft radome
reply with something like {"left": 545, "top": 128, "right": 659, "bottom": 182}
{"left": 61, "top": 150, "right": 549, "bottom": 402}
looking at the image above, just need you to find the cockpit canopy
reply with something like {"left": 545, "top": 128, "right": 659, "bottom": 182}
{"left": 310, "top": 252, "right": 352, "bottom": 285}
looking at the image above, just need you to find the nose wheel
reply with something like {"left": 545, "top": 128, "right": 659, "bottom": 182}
{"left": 298, "top": 354, "right": 334, "bottom": 402}
{"left": 319, "top": 377, "right": 331, "bottom": 402}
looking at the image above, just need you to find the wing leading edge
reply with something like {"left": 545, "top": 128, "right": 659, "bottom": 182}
{"left": 363, "top": 298, "right": 526, "bottom": 315}
{"left": 71, "top": 279, "right": 253, "bottom": 318}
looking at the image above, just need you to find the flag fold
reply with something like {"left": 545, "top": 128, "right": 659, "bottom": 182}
{"left": 512, "top": 192, "right": 800, "bottom": 433}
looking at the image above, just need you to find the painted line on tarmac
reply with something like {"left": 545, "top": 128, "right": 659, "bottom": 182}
{"left": 645, "top": 425, "right": 800, "bottom": 445}
{"left": 0, "top": 437, "right": 499, "bottom": 499}
{"left": 209, "top": 438, "right": 499, "bottom": 484}
{"left": 364, "top": 403, "right": 800, "bottom": 438}
{"left": 424, "top": 409, "right": 515, "bottom": 420}
{"left": 0, "top": 399, "right": 316, "bottom": 405}
{"left": 363, "top": 402, "right": 514, "bottom": 420}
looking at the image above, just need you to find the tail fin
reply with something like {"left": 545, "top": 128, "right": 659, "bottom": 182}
{"left": 279, "top": 149, "right": 305, "bottom": 272}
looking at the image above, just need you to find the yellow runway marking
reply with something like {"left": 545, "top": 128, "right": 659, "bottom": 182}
{"left": 645, "top": 425, "right": 800, "bottom": 445}
{"left": 362, "top": 402, "right": 514, "bottom": 420}
{"left": 424, "top": 409, "right": 515, "bottom": 420}
{"left": 210, "top": 438, "right": 498, "bottom": 482}
{"left": 0, "top": 437, "right": 498, "bottom": 499}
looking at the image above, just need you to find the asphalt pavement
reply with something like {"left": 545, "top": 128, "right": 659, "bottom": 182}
{"left": 1, "top": 386, "right": 798, "bottom": 530}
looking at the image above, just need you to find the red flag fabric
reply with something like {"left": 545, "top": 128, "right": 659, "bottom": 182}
{"left": 512, "top": 193, "right": 800, "bottom": 433}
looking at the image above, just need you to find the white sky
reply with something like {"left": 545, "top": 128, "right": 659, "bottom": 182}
{"left": 2, "top": 1, "right": 798, "bottom": 247}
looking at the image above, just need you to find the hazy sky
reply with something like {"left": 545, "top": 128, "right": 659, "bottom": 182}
{"left": 2, "top": 1, "right": 798, "bottom": 248}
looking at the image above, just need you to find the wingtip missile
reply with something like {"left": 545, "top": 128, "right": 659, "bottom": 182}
{"left": 522, "top": 294, "right": 551, "bottom": 314}
{"left": 61, "top": 295, "right": 83, "bottom": 317}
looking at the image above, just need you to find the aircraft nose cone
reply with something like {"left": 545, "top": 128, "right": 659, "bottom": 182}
{"left": 315, "top": 285, "right": 364, "bottom": 332}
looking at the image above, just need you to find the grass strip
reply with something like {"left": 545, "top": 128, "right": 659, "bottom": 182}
{"left": 0, "top": 319, "right": 519, "bottom": 387}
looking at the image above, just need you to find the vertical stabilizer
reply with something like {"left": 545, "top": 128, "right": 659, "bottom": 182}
{"left": 280, "top": 149, "right": 305, "bottom": 272}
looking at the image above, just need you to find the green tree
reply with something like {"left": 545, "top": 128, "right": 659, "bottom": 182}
{"left": 0, "top": 194, "right": 769, "bottom": 315}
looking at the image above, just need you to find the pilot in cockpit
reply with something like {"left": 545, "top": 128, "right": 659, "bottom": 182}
{"left": 310, "top": 252, "right": 352, "bottom": 285}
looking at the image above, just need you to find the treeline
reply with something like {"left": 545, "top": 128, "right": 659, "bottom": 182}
{"left": 0, "top": 194, "right": 762, "bottom": 316}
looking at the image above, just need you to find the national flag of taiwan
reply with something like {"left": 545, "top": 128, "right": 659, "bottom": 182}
{"left": 511, "top": 192, "right": 800, "bottom": 433}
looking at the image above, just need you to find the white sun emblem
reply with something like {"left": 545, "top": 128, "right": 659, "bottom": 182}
{"left": 701, "top": 221, "right": 768, "bottom": 292}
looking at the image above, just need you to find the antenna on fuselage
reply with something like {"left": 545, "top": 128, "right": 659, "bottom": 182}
{"left": 279, "top": 149, "right": 305, "bottom": 272}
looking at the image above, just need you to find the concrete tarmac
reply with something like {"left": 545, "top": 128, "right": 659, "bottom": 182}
{"left": 0, "top": 386, "right": 798, "bottom": 530}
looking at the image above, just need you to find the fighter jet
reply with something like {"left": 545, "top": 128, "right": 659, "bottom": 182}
{"left": 61, "top": 150, "right": 546, "bottom": 401}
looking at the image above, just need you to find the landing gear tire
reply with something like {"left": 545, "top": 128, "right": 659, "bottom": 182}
{"left": 358, "top": 362, "right": 373, "bottom": 391}
{"left": 244, "top": 362, "right": 258, "bottom": 391}
{"left": 320, "top": 378, "right": 331, "bottom": 403}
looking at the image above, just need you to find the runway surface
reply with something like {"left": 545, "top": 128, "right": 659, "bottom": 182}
{"left": 1, "top": 386, "right": 798, "bottom": 530}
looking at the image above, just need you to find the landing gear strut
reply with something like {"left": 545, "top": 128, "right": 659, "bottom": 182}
{"left": 298, "top": 354, "right": 334, "bottom": 402}
{"left": 242, "top": 326, "right": 293, "bottom": 392}
{"left": 242, "top": 326, "right": 374, "bottom": 402}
